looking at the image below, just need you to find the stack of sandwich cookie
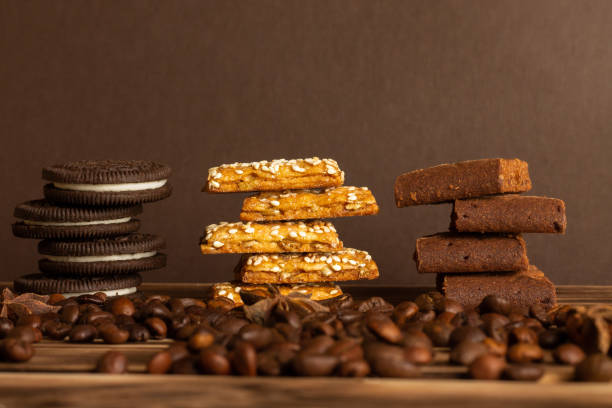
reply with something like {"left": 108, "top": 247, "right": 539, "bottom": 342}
{"left": 11, "top": 160, "right": 171, "bottom": 297}
{"left": 201, "top": 157, "right": 380, "bottom": 304}
{"left": 394, "top": 158, "right": 566, "bottom": 311}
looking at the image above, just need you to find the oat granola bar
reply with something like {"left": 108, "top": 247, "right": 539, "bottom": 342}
{"left": 200, "top": 221, "right": 342, "bottom": 254}
{"left": 210, "top": 282, "right": 343, "bottom": 305}
{"left": 236, "top": 249, "right": 379, "bottom": 284}
{"left": 204, "top": 157, "right": 344, "bottom": 193}
{"left": 394, "top": 158, "right": 532, "bottom": 207}
{"left": 240, "top": 186, "right": 378, "bottom": 221}
{"left": 415, "top": 233, "right": 529, "bottom": 273}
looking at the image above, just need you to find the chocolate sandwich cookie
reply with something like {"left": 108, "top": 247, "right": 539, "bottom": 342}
{"left": 43, "top": 160, "right": 172, "bottom": 206}
{"left": 38, "top": 233, "right": 166, "bottom": 276}
{"left": 14, "top": 273, "right": 142, "bottom": 297}
{"left": 12, "top": 199, "right": 142, "bottom": 239}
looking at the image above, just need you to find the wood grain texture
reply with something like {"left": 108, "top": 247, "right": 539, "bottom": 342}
{"left": 0, "top": 283, "right": 610, "bottom": 408}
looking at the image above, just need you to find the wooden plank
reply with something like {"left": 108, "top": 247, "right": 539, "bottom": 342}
{"left": 0, "top": 373, "right": 610, "bottom": 408}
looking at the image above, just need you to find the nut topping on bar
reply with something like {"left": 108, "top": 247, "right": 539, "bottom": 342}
{"left": 204, "top": 157, "right": 344, "bottom": 193}
{"left": 210, "top": 282, "right": 343, "bottom": 305}
{"left": 237, "top": 249, "right": 379, "bottom": 284}
{"left": 241, "top": 186, "right": 379, "bottom": 221}
{"left": 200, "top": 221, "right": 342, "bottom": 254}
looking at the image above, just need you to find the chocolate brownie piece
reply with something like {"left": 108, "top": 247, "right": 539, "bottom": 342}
{"left": 415, "top": 233, "right": 528, "bottom": 273}
{"left": 437, "top": 265, "right": 557, "bottom": 311}
{"left": 394, "top": 158, "right": 532, "bottom": 207}
{"left": 451, "top": 195, "right": 567, "bottom": 233}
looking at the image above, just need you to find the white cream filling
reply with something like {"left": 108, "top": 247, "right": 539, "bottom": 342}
{"left": 53, "top": 179, "right": 167, "bottom": 192}
{"left": 62, "top": 287, "right": 137, "bottom": 298}
{"left": 45, "top": 251, "right": 156, "bottom": 263}
{"left": 24, "top": 217, "right": 131, "bottom": 227}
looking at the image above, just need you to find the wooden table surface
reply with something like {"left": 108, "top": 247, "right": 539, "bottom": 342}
{"left": 0, "top": 283, "right": 610, "bottom": 408}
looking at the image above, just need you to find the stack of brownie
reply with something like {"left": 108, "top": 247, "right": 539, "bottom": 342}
{"left": 11, "top": 160, "right": 171, "bottom": 297}
{"left": 394, "top": 158, "right": 566, "bottom": 311}
{"left": 200, "top": 157, "right": 380, "bottom": 305}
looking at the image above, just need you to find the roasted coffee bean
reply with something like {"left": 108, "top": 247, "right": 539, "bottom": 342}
{"left": 529, "top": 303, "right": 550, "bottom": 325}
{"left": 274, "top": 309, "right": 301, "bottom": 329}
{"left": 69, "top": 324, "right": 97, "bottom": 343}
{"left": 110, "top": 297, "right": 135, "bottom": 317}
{"left": 554, "top": 343, "right": 586, "bottom": 365}
{"left": 85, "top": 311, "right": 114, "bottom": 326}
{"left": 275, "top": 322, "right": 301, "bottom": 343}
{"left": 80, "top": 303, "right": 102, "bottom": 314}
{"left": 232, "top": 341, "right": 257, "bottom": 376}
{"left": 415, "top": 310, "right": 436, "bottom": 323}
{"left": 450, "top": 341, "right": 488, "bottom": 366}
{"left": 0, "top": 318, "right": 15, "bottom": 338}
{"left": 257, "top": 351, "right": 282, "bottom": 376}
{"left": 114, "top": 314, "right": 135, "bottom": 329}
{"left": 238, "top": 324, "right": 273, "bottom": 349}
{"left": 60, "top": 304, "right": 80, "bottom": 325}
{"left": 215, "top": 317, "right": 249, "bottom": 336}
{"left": 96, "top": 351, "right": 127, "bottom": 374}
{"left": 101, "top": 326, "right": 129, "bottom": 344}
{"left": 449, "top": 326, "right": 486, "bottom": 348}
{"left": 414, "top": 293, "right": 436, "bottom": 312}
{"left": 469, "top": 354, "right": 506, "bottom": 380}
{"left": 338, "top": 309, "right": 363, "bottom": 325}
{"left": 146, "top": 295, "right": 170, "bottom": 304}
{"left": 171, "top": 357, "right": 199, "bottom": 375}
{"left": 423, "top": 321, "right": 453, "bottom": 347}
{"left": 265, "top": 342, "right": 300, "bottom": 365}
{"left": 188, "top": 329, "right": 215, "bottom": 351}
{"left": 167, "top": 299, "right": 186, "bottom": 315}
{"left": 483, "top": 337, "right": 507, "bottom": 357}
{"left": 148, "top": 351, "right": 173, "bottom": 374}
{"left": 367, "top": 314, "right": 403, "bottom": 344}
{"left": 207, "top": 298, "right": 236, "bottom": 312}
{"left": 522, "top": 318, "right": 544, "bottom": 333}
{"left": 17, "top": 314, "right": 41, "bottom": 329}
{"left": 7, "top": 326, "right": 41, "bottom": 343}
{"left": 507, "top": 312, "right": 525, "bottom": 324}
{"left": 404, "top": 346, "right": 433, "bottom": 365}
{"left": 1, "top": 337, "right": 34, "bottom": 362}
{"left": 48, "top": 293, "right": 66, "bottom": 305}
{"left": 435, "top": 299, "right": 463, "bottom": 315}
{"left": 393, "top": 301, "right": 418, "bottom": 325}
{"left": 166, "top": 343, "right": 190, "bottom": 363}
{"left": 129, "top": 324, "right": 150, "bottom": 342}
{"left": 503, "top": 364, "right": 544, "bottom": 381}
{"left": 169, "top": 314, "right": 190, "bottom": 334}
{"left": 356, "top": 297, "right": 393, "bottom": 314}
{"left": 574, "top": 354, "right": 612, "bottom": 382}
{"left": 143, "top": 300, "right": 172, "bottom": 321}
{"left": 463, "top": 309, "right": 483, "bottom": 327}
{"left": 305, "top": 321, "right": 335, "bottom": 337}
{"left": 292, "top": 351, "right": 339, "bottom": 376}
{"left": 42, "top": 321, "right": 71, "bottom": 340}
{"left": 479, "top": 295, "right": 511, "bottom": 315}
{"left": 302, "top": 335, "right": 335, "bottom": 354}
{"left": 328, "top": 338, "right": 363, "bottom": 363}
{"left": 539, "top": 329, "right": 567, "bottom": 349}
{"left": 77, "top": 294, "right": 105, "bottom": 305}
{"left": 339, "top": 359, "right": 370, "bottom": 377}
{"left": 509, "top": 327, "right": 538, "bottom": 345}
{"left": 198, "top": 348, "right": 231, "bottom": 375}
{"left": 480, "top": 313, "right": 509, "bottom": 343}
{"left": 436, "top": 312, "right": 457, "bottom": 326}
{"left": 174, "top": 324, "right": 198, "bottom": 340}
{"left": 145, "top": 317, "right": 167, "bottom": 339}
{"left": 368, "top": 355, "right": 420, "bottom": 378}
{"left": 345, "top": 321, "right": 366, "bottom": 338}
{"left": 402, "top": 330, "right": 433, "bottom": 350}
{"left": 507, "top": 343, "right": 543, "bottom": 364}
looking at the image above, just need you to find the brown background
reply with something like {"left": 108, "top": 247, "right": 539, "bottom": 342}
{"left": 1, "top": 0, "right": 611, "bottom": 286}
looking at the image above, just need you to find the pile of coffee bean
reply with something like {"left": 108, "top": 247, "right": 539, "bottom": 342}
{"left": 1, "top": 289, "right": 611, "bottom": 381}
